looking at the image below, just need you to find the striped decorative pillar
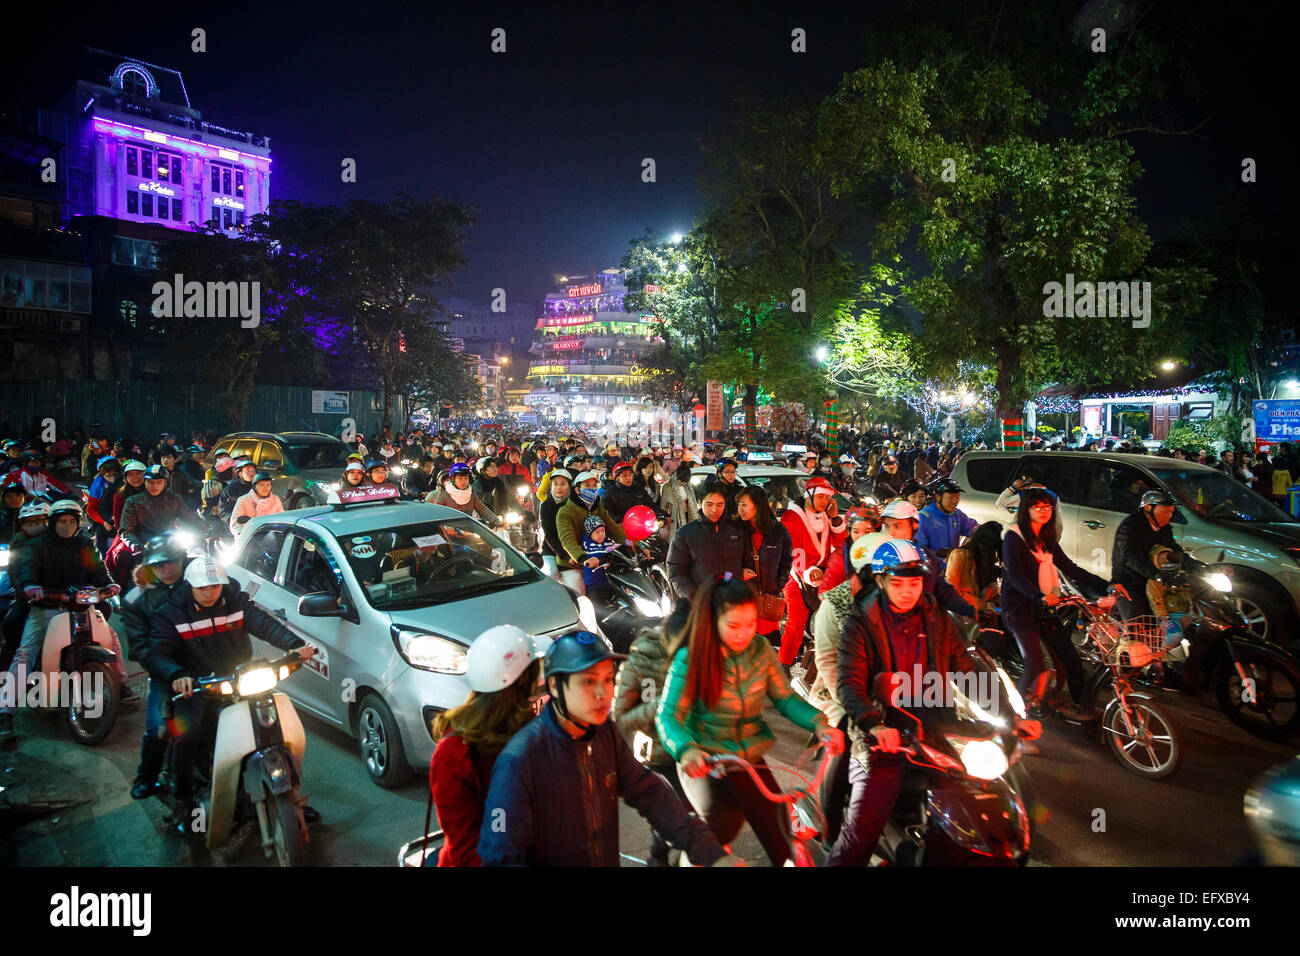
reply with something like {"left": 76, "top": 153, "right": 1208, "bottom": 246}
{"left": 1001, "top": 417, "right": 1025, "bottom": 450}
{"left": 744, "top": 403, "right": 756, "bottom": 444}
{"left": 824, "top": 399, "right": 839, "bottom": 455}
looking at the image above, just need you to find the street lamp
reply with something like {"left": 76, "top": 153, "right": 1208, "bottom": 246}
{"left": 1160, "top": 360, "right": 1176, "bottom": 371}
{"left": 815, "top": 345, "right": 829, "bottom": 363}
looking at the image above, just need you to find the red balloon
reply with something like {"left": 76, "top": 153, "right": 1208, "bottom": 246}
{"left": 623, "top": 505, "right": 658, "bottom": 541}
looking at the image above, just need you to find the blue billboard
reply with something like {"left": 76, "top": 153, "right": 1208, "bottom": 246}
{"left": 1253, "top": 399, "right": 1300, "bottom": 448}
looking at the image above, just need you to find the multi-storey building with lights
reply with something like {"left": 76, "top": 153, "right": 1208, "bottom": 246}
{"left": 524, "top": 269, "right": 671, "bottom": 432}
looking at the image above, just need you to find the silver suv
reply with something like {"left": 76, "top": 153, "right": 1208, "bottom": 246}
{"left": 952, "top": 450, "right": 1300, "bottom": 644}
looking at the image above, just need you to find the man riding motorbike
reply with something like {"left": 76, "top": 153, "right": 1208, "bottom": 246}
{"left": 17, "top": 451, "right": 74, "bottom": 499}
{"left": 0, "top": 500, "right": 133, "bottom": 738}
{"left": 140, "top": 556, "right": 313, "bottom": 835}
{"left": 114, "top": 465, "right": 205, "bottom": 585}
{"left": 828, "top": 539, "right": 1039, "bottom": 866}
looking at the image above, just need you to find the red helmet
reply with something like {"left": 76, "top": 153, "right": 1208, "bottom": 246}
{"left": 803, "top": 477, "right": 835, "bottom": 496}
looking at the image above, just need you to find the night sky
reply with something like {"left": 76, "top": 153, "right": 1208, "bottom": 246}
{"left": 4, "top": 0, "right": 1294, "bottom": 311}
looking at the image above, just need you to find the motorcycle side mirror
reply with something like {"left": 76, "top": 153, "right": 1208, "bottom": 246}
{"left": 526, "top": 552, "right": 545, "bottom": 570}
{"left": 298, "top": 591, "right": 347, "bottom": 618}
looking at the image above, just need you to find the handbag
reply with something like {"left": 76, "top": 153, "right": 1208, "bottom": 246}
{"left": 751, "top": 538, "right": 787, "bottom": 621}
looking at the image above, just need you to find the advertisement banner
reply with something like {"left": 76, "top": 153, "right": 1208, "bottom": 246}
{"left": 1252, "top": 399, "right": 1300, "bottom": 451}
{"left": 311, "top": 390, "right": 349, "bottom": 414}
{"left": 706, "top": 381, "right": 724, "bottom": 434}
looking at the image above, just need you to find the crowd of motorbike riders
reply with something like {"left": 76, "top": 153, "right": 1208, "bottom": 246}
{"left": 0, "top": 421, "right": 1297, "bottom": 866}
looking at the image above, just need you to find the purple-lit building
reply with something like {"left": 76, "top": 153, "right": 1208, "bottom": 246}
{"left": 34, "top": 48, "right": 271, "bottom": 234}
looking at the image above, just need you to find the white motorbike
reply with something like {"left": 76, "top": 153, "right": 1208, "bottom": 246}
{"left": 171, "top": 652, "right": 311, "bottom": 866}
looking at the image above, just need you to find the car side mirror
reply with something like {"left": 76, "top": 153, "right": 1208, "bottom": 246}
{"left": 1171, "top": 509, "right": 1187, "bottom": 524}
{"left": 298, "top": 591, "right": 347, "bottom": 617}
{"left": 527, "top": 552, "right": 545, "bottom": 569}
{"left": 263, "top": 459, "right": 283, "bottom": 470}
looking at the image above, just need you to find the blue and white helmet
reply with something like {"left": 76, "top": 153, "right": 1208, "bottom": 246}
{"left": 871, "top": 539, "right": 929, "bottom": 577}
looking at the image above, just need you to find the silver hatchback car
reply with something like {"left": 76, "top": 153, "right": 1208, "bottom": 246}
{"left": 224, "top": 492, "right": 583, "bottom": 788}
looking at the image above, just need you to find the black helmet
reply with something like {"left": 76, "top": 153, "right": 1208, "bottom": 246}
{"left": 364, "top": 456, "right": 387, "bottom": 473}
{"left": 1141, "top": 489, "right": 1176, "bottom": 509}
{"left": 930, "top": 477, "right": 964, "bottom": 496}
{"left": 143, "top": 534, "right": 187, "bottom": 567}
{"left": 900, "top": 478, "right": 925, "bottom": 497}
{"left": 253, "top": 470, "right": 272, "bottom": 484}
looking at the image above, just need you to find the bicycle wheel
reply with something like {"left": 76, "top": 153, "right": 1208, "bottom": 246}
{"left": 1214, "top": 651, "right": 1300, "bottom": 741}
{"left": 1102, "top": 692, "right": 1181, "bottom": 779}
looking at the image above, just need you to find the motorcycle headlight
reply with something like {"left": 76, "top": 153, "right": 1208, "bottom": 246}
{"left": 171, "top": 530, "right": 196, "bottom": 551}
{"left": 576, "top": 595, "right": 599, "bottom": 633}
{"left": 504, "top": 511, "right": 522, "bottom": 525}
{"left": 660, "top": 592, "right": 672, "bottom": 616}
{"left": 389, "top": 465, "right": 406, "bottom": 477}
{"left": 633, "top": 595, "right": 664, "bottom": 618}
{"left": 0, "top": 548, "right": 8, "bottom": 569}
{"left": 1206, "top": 572, "right": 1232, "bottom": 593}
{"left": 949, "top": 737, "right": 1009, "bottom": 780}
{"left": 237, "top": 667, "right": 278, "bottom": 697}
{"left": 392, "top": 627, "right": 468, "bottom": 674}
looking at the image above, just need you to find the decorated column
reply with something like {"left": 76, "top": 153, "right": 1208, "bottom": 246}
{"left": 824, "top": 398, "right": 839, "bottom": 455}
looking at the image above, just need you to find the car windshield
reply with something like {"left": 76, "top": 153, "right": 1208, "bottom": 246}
{"left": 284, "top": 442, "right": 353, "bottom": 470}
{"left": 1150, "top": 466, "right": 1294, "bottom": 523}
{"left": 339, "top": 517, "right": 542, "bottom": 610}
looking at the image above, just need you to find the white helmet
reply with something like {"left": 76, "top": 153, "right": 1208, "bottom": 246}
{"left": 48, "top": 499, "right": 83, "bottom": 519}
{"left": 880, "top": 499, "right": 920, "bottom": 521}
{"left": 466, "top": 625, "right": 553, "bottom": 693}
{"left": 19, "top": 501, "right": 50, "bottom": 520}
{"left": 184, "top": 555, "right": 229, "bottom": 588}
{"left": 122, "top": 459, "right": 147, "bottom": 474}
{"left": 839, "top": 454, "right": 856, "bottom": 464}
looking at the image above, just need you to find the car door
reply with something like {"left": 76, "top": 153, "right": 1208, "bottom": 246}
{"left": 1016, "top": 454, "right": 1086, "bottom": 561}
{"left": 1077, "top": 460, "right": 1157, "bottom": 578}
{"left": 265, "top": 528, "right": 353, "bottom": 723}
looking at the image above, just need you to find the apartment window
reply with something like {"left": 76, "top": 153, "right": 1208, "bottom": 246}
{"left": 0, "top": 261, "right": 91, "bottom": 312}
{"left": 171, "top": 156, "right": 183, "bottom": 186}
{"left": 120, "top": 299, "right": 138, "bottom": 328}
{"left": 210, "top": 204, "right": 219, "bottom": 225}
{"left": 112, "top": 237, "right": 158, "bottom": 269}
{"left": 172, "top": 200, "right": 183, "bottom": 222}
{"left": 156, "top": 196, "right": 169, "bottom": 219}
{"left": 234, "top": 210, "right": 245, "bottom": 228}
{"left": 222, "top": 168, "right": 231, "bottom": 194}
{"left": 126, "top": 147, "right": 138, "bottom": 177}
{"left": 141, "top": 193, "right": 153, "bottom": 217}
{"left": 211, "top": 164, "right": 220, "bottom": 192}
{"left": 222, "top": 208, "right": 233, "bottom": 229}
{"left": 127, "top": 190, "right": 138, "bottom": 214}
{"left": 141, "top": 151, "right": 152, "bottom": 178}
{"left": 235, "top": 170, "right": 244, "bottom": 196}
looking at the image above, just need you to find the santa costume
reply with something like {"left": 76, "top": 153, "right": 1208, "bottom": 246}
{"left": 778, "top": 477, "right": 847, "bottom": 666}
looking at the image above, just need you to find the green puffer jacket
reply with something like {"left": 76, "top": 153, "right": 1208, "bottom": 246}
{"left": 613, "top": 629, "right": 673, "bottom": 766}
{"left": 655, "top": 636, "right": 828, "bottom": 763}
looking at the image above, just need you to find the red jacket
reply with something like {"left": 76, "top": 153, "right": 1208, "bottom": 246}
{"left": 431, "top": 733, "right": 496, "bottom": 867}
{"left": 780, "top": 502, "right": 847, "bottom": 587}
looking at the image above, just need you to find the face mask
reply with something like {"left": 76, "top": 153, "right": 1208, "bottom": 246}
{"left": 577, "top": 487, "right": 599, "bottom": 506}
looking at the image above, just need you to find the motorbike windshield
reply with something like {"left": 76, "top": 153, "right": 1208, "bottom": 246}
{"left": 1149, "top": 465, "right": 1293, "bottom": 524}
{"left": 341, "top": 518, "right": 542, "bottom": 610}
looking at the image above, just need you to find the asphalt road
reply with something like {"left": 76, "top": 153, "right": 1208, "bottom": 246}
{"left": 0, "top": 668, "right": 1293, "bottom": 867}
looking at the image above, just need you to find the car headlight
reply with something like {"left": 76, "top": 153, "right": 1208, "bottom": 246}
{"left": 392, "top": 627, "right": 468, "bottom": 674}
{"left": 633, "top": 595, "right": 663, "bottom": 618}
{"left": 660, "top": 592, "right": 672, "bottom": 616}
{"left": 216, "top": 541, "right": 240, "bottom": 564}
{"left": 237, "top": 667, "right": 278, "bottom": 697}
{"left": 948, "top": 736, "right": 1009, "bottom": 780}
{"left": 1206, "top": 572, "right": 1232, "bottom": 593}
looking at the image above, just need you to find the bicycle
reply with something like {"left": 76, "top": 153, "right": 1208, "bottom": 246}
{"left": 702, "top": 746, "right": 835, "bottom": 867}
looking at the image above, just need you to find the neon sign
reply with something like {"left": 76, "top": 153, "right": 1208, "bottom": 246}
{"left": 213, "top": 196, "right": 245, "bottom": 210}
{"left": 138, "top": 181, "right": 175, "bottom": 197}
{"left": 567, "top": 282, "right": 602, "bottom": 297}
{"left": 644, "top": 284, "right": 660, "bottom": 293}
{"left": 530, "top": 365, "right": 566, "bottom": 375}
{"left": 539, "top": 314, "right": 595, "bottom": 328}
{"left": 551, "top": 338, "right": 584, "bottom": 350}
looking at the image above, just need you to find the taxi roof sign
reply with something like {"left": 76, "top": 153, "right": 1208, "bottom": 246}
{"left": 330, "top": 484, "right": 401, "bottom": 508}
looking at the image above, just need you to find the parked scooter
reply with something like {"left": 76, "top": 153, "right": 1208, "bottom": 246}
{"left": 502, "top": 484, "right": 540, "bottom": 555}
{"left": 27, "top": 585, "right": 123, "bottom": 745}
{"left": 1138, "top": 564, "right": 1300, "bottom": 741}
{"left": 167, "top": 652, "right": 311, "bottom": 866}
